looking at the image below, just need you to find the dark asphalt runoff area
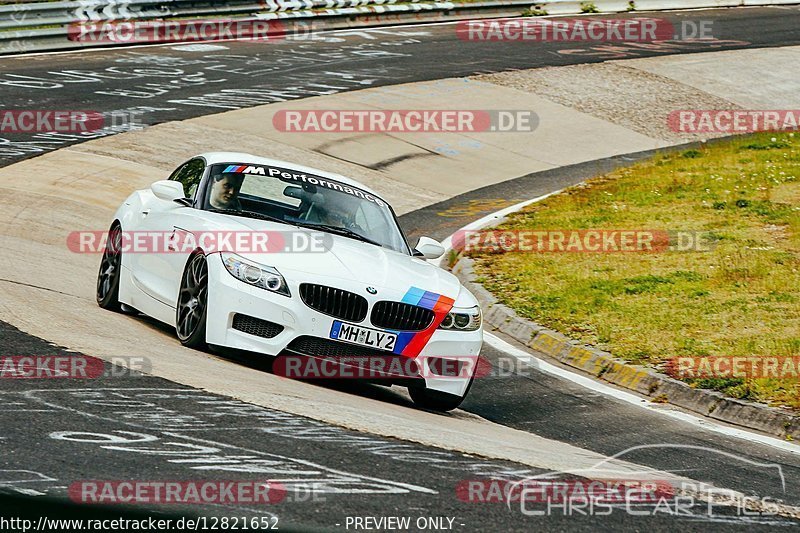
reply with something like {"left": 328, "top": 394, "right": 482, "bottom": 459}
{"left": 2, "top": 7, "right": 800, "bottom": 531}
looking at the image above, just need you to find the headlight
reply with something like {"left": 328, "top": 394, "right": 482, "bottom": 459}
{"left": 439, "top": 305, "right": 481, "bottom": 331}
{"left": 221, "top": 252, "right": 290, "bottom": 297}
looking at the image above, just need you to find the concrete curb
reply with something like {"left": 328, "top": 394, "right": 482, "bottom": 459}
{"left": 453, "top": 256, "right": 800, "bottom": 441}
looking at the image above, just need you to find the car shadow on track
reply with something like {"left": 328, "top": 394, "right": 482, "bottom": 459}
{"left": 212, "top": 344, "right": 422, "bottom": 407}
{"left": 130, "top": 312, "right": 449, "bottom": 413}
{"left": 210, "top": 346, "right": 484, "bottom": 420}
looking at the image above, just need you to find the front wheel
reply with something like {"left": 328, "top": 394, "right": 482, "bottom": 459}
{"left": 96, "top": 223, "right": 123, "bottom": 311}
{"left": 408, "top": 376, "right": 474, "bottom": 412}
{"left": 176, "top": 253, "right": 209, "bottom": 349}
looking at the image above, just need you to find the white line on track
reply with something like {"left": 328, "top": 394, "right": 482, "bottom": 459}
{"left": 432, "top": 192, "right": 561, "bottom": 269}
{"left": 484, "top": 332, "right": 800, "bottom": 455}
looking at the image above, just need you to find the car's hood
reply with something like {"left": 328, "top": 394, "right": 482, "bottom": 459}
{"left": 201, "top": 215, "right": 463, "bottom": 301}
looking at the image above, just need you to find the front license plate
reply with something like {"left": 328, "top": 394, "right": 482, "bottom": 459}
{"left": 330, "top": 321, "right": 397, "bottom": 352}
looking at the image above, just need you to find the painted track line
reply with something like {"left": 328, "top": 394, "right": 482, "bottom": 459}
{"left": 432, "top": 192, "right": 561, "bottom": 269}
{"left": 484, "top": 332, "right": 800, "bottom": 455}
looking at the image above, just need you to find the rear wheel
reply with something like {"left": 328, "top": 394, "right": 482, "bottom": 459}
{"left": 176, "top": 253, "right": 209, "bottom": 349}
{"left": 96, "top": 223, "right": 123, "bottom": 311}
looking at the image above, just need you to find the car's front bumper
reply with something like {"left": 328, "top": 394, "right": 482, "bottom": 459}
{"left": 204, "top": 253, "right": 482, "bottom": 397}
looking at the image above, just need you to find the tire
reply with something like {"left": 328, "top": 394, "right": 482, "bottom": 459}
{"left": 96, "top": 223, "right": 123, "bottom": 311}
{"left": 176, "top": 253, "right": 209, "bottom": 349}
{"left": 408, "top": 376, "right": 474, "bottom": 412}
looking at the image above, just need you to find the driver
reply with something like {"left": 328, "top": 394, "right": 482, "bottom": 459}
{"left": 209, "top": 173, "right": 244, "bottom": 210}
{"left": 316, "top": 193, "right": 360, "bottom": 230}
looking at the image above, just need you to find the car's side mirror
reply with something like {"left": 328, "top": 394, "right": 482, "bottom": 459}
{"left": 151, "top": 180, "right": 185, "bottom": 202}
{"left": 414, "top": 236, "right": 445, "bottom": 260}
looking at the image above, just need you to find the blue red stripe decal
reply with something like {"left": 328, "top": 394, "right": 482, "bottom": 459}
{"left": 392, "top": 287, "right": 455, "bottom": 357}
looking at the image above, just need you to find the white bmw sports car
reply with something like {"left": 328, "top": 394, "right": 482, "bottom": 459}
{"left": 97, "top": 152, "right": 482, "bottom": 411}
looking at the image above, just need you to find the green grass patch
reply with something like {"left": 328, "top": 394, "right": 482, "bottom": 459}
{"left": 471, "top": 132, "right": 800, "bottom": 408}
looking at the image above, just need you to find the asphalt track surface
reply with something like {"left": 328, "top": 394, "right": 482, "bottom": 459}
{"left": 2, "top": 7, "right": 800, "bottom": 532}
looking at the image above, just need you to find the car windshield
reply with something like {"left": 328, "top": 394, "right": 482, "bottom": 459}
{"left": 203, "top": 163, "right": 409, "bottom": 254}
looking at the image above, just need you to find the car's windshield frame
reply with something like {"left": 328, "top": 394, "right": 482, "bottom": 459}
{"left": 200, "top": 162, "right": 411, "bottom": 255}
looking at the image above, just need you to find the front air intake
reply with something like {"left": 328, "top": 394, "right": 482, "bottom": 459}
{"left": 298, "top": 283, "right": 368, "bottom": 323}
{"left": 231, "top": 314, "right": 284, "bottom": 338}
{"left": 370, "top": 301, "right": 434, "bottom": 331}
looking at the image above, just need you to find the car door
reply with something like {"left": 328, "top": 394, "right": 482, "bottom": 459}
{"left": 129, "top": 158, "right": 206, "bottom": 307}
